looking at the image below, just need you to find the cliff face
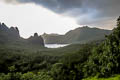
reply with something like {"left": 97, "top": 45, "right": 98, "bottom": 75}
{"left": 0, "top": 23, "right": 9, "bottom": 31}
{"left": 42, "top": 26, "right": 112, "bottom": 44}
{"left": 9, "top": 27, "right": 20, "bottom": 38}
{"left": 28, "top": 33, "right": 44, "bottom": 46}
{"left": 0, "top": 23, "right": 20, "bottom": 43}
{"left": 0, "top": 22, "right": 44, "bottom": 47}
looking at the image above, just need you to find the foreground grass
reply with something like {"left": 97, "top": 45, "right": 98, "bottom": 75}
{"left": 83, "top": 75, "right": 120, "bottom": 80}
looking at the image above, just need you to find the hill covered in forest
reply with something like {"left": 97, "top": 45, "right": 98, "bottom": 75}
{"left": 0, "top": 17, "right": 120, "bottom": 80}
{"left": 42, "top": 26, "right": 112, "bottom": 44}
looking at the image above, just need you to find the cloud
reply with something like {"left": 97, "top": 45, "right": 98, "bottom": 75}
{"left": 2, "top": 0, "right": 120, "bottom": 28}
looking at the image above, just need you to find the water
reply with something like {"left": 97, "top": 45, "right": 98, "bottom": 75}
{"left": 45, "top": 44, "right": 69, "bottom": 48}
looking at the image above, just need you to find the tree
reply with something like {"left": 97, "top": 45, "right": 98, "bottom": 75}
{"left": 84, "top": 16, "right": 120, "bottom": 77}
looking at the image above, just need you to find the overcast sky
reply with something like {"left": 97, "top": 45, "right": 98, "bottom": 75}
{"left": 0, "top": 0, "right": 120, "bottom": 38}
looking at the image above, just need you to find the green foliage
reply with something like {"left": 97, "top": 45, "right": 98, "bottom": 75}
{"left": 0, "top": 65, "right": 52, "bottom": 80}
{"left": 51, "top": 44, "right": 94, "bottom": 80}
{"left": 83, "top": 16, "right": 120, "bottom": 77}
{"left": 0, "top": 71, "right": 53, "bottom": 80}
{"left": 82, "top": 75, "right": 120, "bottom": 80}
{"left": 9, "top": 66, "right": 16, "bottom": 72}
{"left": 1, "top": 17, "right": 120, "bottom": 80}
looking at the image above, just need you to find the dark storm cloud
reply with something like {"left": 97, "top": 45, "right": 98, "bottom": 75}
{"left": 3, "top": 0, "right": 120, "bottom": 28}
{"left": 15, "top": 0, "right": 84, "bottom": 13}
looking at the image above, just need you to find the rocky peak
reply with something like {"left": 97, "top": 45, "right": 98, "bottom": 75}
{"left": 9, "top": 27, "right": 20, "bottom": 38}
{"left": 0, "top": 23, "right": 9, "bottom": 31}
{"left": 10, "top": 27, "right": 19, "bottom": 33}
{"left": 0, "top": 22, "right": 20, "bottom": 39}
{"left": 0, "top": 22, "right": 44, "bottom": 47}
{"left": 28, "top": 33, "right": 44, "bottom": 46}
{"left": 34, "top": 33, "right": 39, "bottom": 37}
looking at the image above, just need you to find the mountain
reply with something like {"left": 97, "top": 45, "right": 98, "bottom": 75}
{"left": 42, "top": 26, "right": 112, "bottom": 44}
{"left": 28, "top": 33, "right": 44, "bottom": 46}
{"left": 42, "top": 33, "right": 63, "bottom": 44}
{"left": 0, "top": 22, "right": 44, "bottom": 46}
{"left": 0, "top": 23, "right": 20, "bottom": 43}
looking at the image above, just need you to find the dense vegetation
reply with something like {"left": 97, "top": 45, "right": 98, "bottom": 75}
{"left": 0, "top": 43, "right": 95, "bottom": 80}
{"left": 0, "top": 16, "right": 120, "bottom": 80}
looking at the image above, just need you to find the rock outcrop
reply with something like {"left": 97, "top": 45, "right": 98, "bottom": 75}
{"left": 28, "top": 33, "right": 44, "bottom": 46}
{"left": 0, "top": 22, "right": 44, "bottom": 47}
{"left": 0, "top": 22, "right": 20, "bottom": 38}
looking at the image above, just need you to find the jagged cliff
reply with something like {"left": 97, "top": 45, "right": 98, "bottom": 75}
{"left": 28, "top": 33, "right": 44, "bottom": 46}
{"left": 0, "top": 22, "right": 44, "bottom": 46}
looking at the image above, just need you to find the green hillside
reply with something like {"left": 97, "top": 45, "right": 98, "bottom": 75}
{"left": 0, "top": 17, "right": 120, "bottom": 80}
{"left": 42, "top": 26, "right": 112, "bottom": 44}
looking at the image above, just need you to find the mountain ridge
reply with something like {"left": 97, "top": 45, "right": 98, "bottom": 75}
{"left": 0, "top": 22, "right": 44, "bottom": 47}
{"left": 0, "top": 22, "right": 112, "bottom": 45}
{"left": 42, "top": 26, "right": 112, "bottom": 44}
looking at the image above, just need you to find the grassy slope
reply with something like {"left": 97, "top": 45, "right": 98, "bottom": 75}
{"left": 83, "top": 75, "right": 120, "bottom": 80}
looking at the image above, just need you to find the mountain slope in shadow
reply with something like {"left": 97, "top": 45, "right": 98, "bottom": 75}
{"left": 0, "top": 22, "right": 44, "bottom": 47}
{"left": 42, "top": 26, "right": 112, "bottom": 44}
